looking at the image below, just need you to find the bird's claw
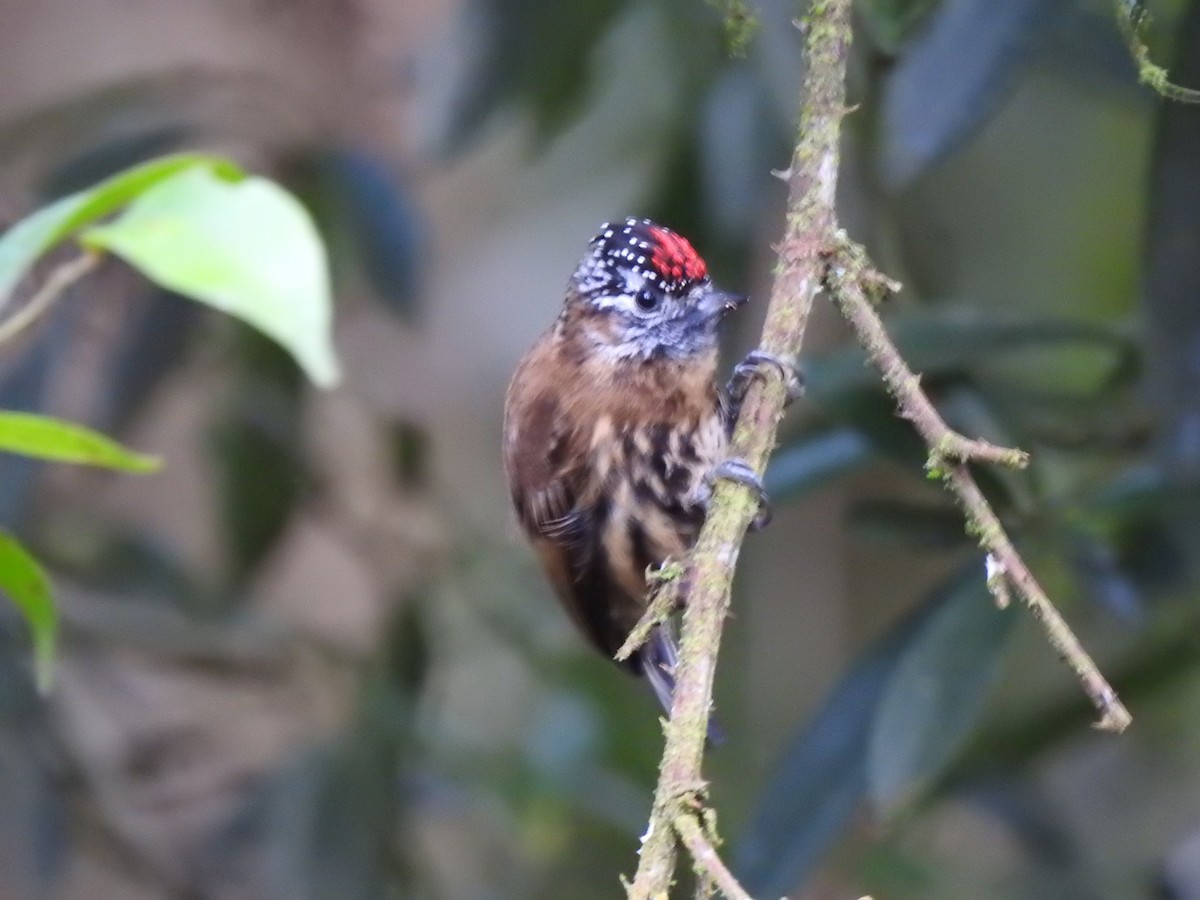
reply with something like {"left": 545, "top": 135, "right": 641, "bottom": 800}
{"left": 707, "top": 457, "right": 772, "bottom": 530}
{"left": 727, "top": 350, "right": 804, "bottom": 408}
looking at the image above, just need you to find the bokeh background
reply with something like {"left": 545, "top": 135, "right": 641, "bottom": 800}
{"left": 1, "top": 0, "right": 1199, "bottom": 897}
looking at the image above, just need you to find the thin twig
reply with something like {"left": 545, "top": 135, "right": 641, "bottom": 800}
{"left": 0, "top": 251, "right": 101, "bottom": 347}
{"left": 825, "top": 243, "right": 1131, "bottom": 733}
{"left": 616, "top": 560, "right": 685, "bottom": 662}
{"left": 675, "top": 814, "right": 755, "bottom": 900}
{"left": 1114, "top": 0, "right": 1200, "bottom": 103}
{"left": 625, "top": 2, "right": 854, "bottom": 896}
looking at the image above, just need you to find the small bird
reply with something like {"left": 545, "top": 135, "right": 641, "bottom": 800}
{"left": 503, "top": 218, "right": 786, "bottom": 729}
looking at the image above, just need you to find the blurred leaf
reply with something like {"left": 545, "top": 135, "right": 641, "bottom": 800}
{"left": 820, "top": 390, "right": 931, "bottom": 469}
{"left": 806, "top": 310, "right": 1135, "bottom": 403}
{"left": 35, "top": 518, "right": 207, "bottom": 609}
{"left": 0, "top": 411, "right": 159, "bottom": 472}
{"left": 1115, "top": 513, "right": 1190, "bottom": 597}
{"left": 735, "top": 563, "right": 1007, "bottom": 893}
{"left": 980, "top": 386, "right": 1149, "bottom": 453}
{"left": 0, "top": 530, "right": 56, "bottom": 692}
{"left": 1144, "top": 0, "right": 1200, "bottom": 480}
{"left": 698, "top": 71, "right": 784, "bottom": 239}
{"left": 734, "top": 585, "right": 948, "bottom": 895}
{"left": 858, "top": 0, "right": 941, "bottom": 54}
{"left": 451, "top": 0, "right": 629, "bottom": 147}
{"left": 212, "top": 415, "right": 301, "bottom": 587}
{"left": 1037, "top": 5, "right": 1142, "bottom": 100}
{"left": 0, "top": 153, "right": 236, "bottom": 302}
{"left": 1082, "top": 462, "right": 1170, "bottom": 520}
{"left": 879, "top": 0, "right": 1070, "bottom": 189}
{"left": 765, "top": 427, "right": 875, "bottom": 501}
{"left": 388, "top": 420, "right": 430, "bottom": 488}
{"left": 0, "top": 328, "right": 57, "bottom": 524}
{"left": 951, "top": 599, "right": 1200, "bottom": 785}
{"left": 99, "top": 287, "right": 205, "bottom": 432}
{"left": 83, "top": 165, "right": 339, "bottom": 387}
{"left": 849, "top": 499, "right": 969, "bottom": 549}
{"left": 384, "top": 599, "right": 431, "bottom": 697}
{"left": 857, "top": 840, "right": 936, "bottom": 897}
{"left": 247, "top": 717, "right": 398, "bottom": 900}
{"left": 211, "top": 329, "right": 304, "bottom": 586}
{"left": 867, "top": 569, "right": 1016, "bottom": 814}
{"left": 0, "top": 728, "right": 67, "bottom": 895}
{"left": 964, "top": 778, "right": 1078, "bottom": 868}
{"left": 289, "top": 148, "right": 424, "bottom": 321}
{"left": 1067, "top": 529, "right": 1142, "bottom": 621}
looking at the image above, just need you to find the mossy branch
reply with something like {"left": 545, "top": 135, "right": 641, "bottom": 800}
{"left": 623, "top": 2, "right": 854, "bottom": 897}
{"left": 824, "top": 239, "right": 1131, "bottom": 733}
{"left": 625, "top": 1, "right": 1134, "bottom": 895}
{"left": 1115, "top": 0, "right": 1200, "bottom": 102}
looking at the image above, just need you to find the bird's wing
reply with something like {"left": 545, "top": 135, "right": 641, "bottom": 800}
{"left": 505, "top": 377, "right": 635, "bottom": 659}
{"left": 505, "top": 389, "right": 591, "bottom": 548}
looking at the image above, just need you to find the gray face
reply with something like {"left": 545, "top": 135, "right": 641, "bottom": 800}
{"left": 577, "top": 273, "right": 730, "bottom": 361}
{"left": 570, "top": 218, "right": 744, "bottom": 361}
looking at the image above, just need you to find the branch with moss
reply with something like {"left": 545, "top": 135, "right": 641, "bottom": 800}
{"left": 823, "top": 238, "right": 1131, "bottom": 733}
{"left": 618, "top": 0, "right": 1138, "bottom": 894}
{"left": 1115, "top": 0, "right": 1200, "bottom": 102}
{"left": 674, "top": 813, "right": 752, "bottom": 900}
{"left": 621, "top": 2, "right": 854, "bottom": 897}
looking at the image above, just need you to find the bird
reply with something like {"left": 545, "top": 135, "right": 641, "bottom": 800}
{"left": 503, "top": 217, "right": 795, "bottom": 733}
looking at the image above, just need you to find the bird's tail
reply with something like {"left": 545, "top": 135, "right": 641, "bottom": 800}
{"left": 639, "top": 622, "right": 725, "bottom": 745}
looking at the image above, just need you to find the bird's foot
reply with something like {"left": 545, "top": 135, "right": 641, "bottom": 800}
{"left": 707, "top": 457, "right": 771, "bottom": 530}
{"left": 727, "top": 349, "right": 805, "bottom": 410}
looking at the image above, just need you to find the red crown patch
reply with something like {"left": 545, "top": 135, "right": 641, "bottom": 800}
{"left": 648, "top": 226, "right": 708, "bottom": 284}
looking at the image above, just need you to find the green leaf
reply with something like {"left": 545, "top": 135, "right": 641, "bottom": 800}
{"left": 866, "top": 567, "right": 1016, "bottom": 814}
{"left": 0, "top": 153, "right": 238, "bottom": 303}
{"left": 0, "top": 411, "right": 159, "bottom": 472}
{"left": 83, "top": 166, "right": 340, "bottom": 387}
{"left": 0, "top": 530, "right": 57, "bottom": 692}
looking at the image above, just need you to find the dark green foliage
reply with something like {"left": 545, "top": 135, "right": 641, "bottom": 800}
{"left": 879, "top": 0, "right": 1073, "bottom": 188}
{"left": 210, "top": 328, "right": 305, "bottom": 588}
{"left": 285, "top": 148, "right": 426, "bottom": 322}
{"left": 449, "top": 0, "right": 631, "bottom": 148}
{"left": 2, "top": 0, "right": 1199, "bottom": 896}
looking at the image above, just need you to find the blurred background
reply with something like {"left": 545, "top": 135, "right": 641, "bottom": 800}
{"left": 0, "top": 0, "right": 1198, "bottom": 897}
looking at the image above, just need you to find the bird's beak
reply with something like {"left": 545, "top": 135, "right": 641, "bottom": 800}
{"left": 699, "top": 287, "right": 748, "bottom": 319}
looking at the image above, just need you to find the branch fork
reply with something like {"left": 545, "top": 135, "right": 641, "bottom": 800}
{"left": 616, "top": 560, "right": 686, "bottom": 663}
{"left": 624, "top": 2, "right": 1133, "bottom": 896}
{"left": 823, "top": 237, "right": 1130, "bottom": 734}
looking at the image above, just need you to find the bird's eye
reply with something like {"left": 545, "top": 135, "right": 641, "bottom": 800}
{"left": 635, "top": 289, "right": 659, "bottom": 311}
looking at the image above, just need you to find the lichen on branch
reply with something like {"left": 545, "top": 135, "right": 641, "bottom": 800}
{"left": 1115, "top": 0, "right": 1200, "bottom": 103}
{"left": 625, "top": 2, "right": 1131, "bottom": 897}
{"left": 624, "top": 2, "right": 855, "bottom": 897}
